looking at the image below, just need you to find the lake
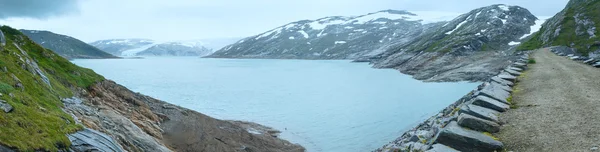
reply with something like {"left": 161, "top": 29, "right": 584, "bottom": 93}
{"left": 72, "top": 57, "right": 478, "bottom": 152}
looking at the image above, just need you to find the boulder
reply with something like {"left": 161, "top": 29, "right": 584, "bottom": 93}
{"left": 426, "top": 144, "right": 460, "bottom": 152}
{"left": 584, "top": 58, "right": 596, "bottom": 64}
{"left": 435, "top": 121, "right": 503, "bottom": 152}
{"left": 457, "top": 113, "right": 500, "bottom": 133}
{"left": 512, "top": 62, "right": 527, "bottom": 69}
{"left": 567, "top": 54, "right": 574, "bottom": 57}
{"left": 490, "top": 82, "right": 512, "bottom": 93}
{"left": 470, "top": 95, "right": 510, "bottom": 112}
{"left": 497, "top": 73, "right": 517, "bottom": 82}
{"left": 508, "top": 66, "right": 524, "bottom": 72}
{"left": 491, "top": 76, "right": 514, "bottom": 87}
{"left": 594, "top": 62, "right": 600, "bottom": 68}
{"left": 475, "top": 83, "right": 511, "bottom": 104}
{"left": 459, "top": 104, "right": 500, "bottom": 123}
{"left": 68, "top": 128, "right": 125, "bottom": 152}
{"left": 504, "top": 69, "right": 522, "bottom": 76}
{"left": 0, "top": 100, "right": 12, "bottom": 113}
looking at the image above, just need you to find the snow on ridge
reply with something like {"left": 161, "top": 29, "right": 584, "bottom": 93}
{"left": 255, "top": 27, "right": 282, "bottom": 40}
{"left": 289, "top": 36, "right": 295, "bottom": 40}
{"left": 334, "top": 41, "right": 347, "bottom": 44}
{"left": 308, "top": 19, "right": 346, "bottom": 30}
{"left": 509, "top": 41, "right": 521, "bottom": 45}
{"left": 498, "top": 5, "right": 510, "bottom": 11}
{"left": 445, "top": 15, "right": 470, "bottom": 34}
{"left": 520, "top": 18, "right": 548, "bottom": 39}
{"left": 298, "top": 30, "right": 309, "bottom": 38}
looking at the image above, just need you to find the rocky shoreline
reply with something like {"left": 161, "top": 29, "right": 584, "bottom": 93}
{"left": 377, "top": 52, "right": 531, "bottom": 151}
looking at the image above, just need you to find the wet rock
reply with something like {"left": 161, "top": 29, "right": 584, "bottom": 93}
{"left": 470, "top": 95, "right": 510, "bottom": 112}
{"left": 491, "top": 76, "right": 514, "bottom": 87}
{"left": 68, "top": 128, "right": 125, "bottom": 152}
{"left": 62, "top": 97, "right": 83, "bottom": 104}
{"left": 426, "top": 144, "right": 459, "bottom": 152}
{"left": 457, "top": 113, "right": 500, "bottom": 133}
{"left": 0, "top": 100, "right": 13, "bottom": 113}
{"left": 436, "top": 121, "right": 503, "bottom": 152}
{"left": 459, "top": 104, "right": 500, "bottom": 123}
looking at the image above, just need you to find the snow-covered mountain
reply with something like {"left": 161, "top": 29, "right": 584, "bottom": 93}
{"left": 369, "top": 4, "right": 541, "bottom": 81}
{"left": 208, "top": 10, "right": 459, "bottom": 59}
{"left": 89, "top": 39, "right": 234, "bottom": 57}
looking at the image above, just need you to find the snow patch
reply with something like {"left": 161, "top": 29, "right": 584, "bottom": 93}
{"left": 298, "top": 30, "right": 309, "bottom": 38}
{"left": 334, "top": 41, "right": 347, "bottom": 44}
{"left": 308, "top": 19, "right": 346, "bottom": 30}
{"left": 445, "top": 16, "right": 470, "bottom": 34}
{"left": 520, "top": 18, "right": 548, "bottom": 39}
{"left": 498, "top": 5, "right": 510, "bottom": 11}
{"left": 344, "top": 26, "right": 354, "bottom": 29}
{"left": 289, "top": 36, "right": 295, "bottom": 40}
{"left": 475, "top": 33, "right": 481, "bottom": 36}
{"left": 255, "top": 28, "right": 282, "bottom": 40}
{"left": 509, "top": 41, "right": 521, "bottom": 45}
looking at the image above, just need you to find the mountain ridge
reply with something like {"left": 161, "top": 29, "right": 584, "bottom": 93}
{"left": 19, "top": 29, "right": 118, "bottom": 59}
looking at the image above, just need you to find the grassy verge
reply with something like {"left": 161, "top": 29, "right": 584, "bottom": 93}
{"left": 0, "top": 26, "right": 104, "bottom": 150}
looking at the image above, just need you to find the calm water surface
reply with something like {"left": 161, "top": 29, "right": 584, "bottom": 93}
{"left": 73, "top": 57, "right": 478, "bottom": 152}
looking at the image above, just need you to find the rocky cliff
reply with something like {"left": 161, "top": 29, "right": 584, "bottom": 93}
{"left": 208, "top": 10, "right": 455, "bottom": 59}
{"left": 368, "top": 5, "right": 539, "bottom": 82}
{"left": 0, "top": 26, "right": 303, "bottom": 151}
{"left": 518, "top": 0, "right": 600, "bottom": 57}
{"left": 20, "top": 30, "right": 117, "bottom": 59}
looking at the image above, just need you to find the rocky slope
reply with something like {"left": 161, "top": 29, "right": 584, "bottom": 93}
{"left": 19, "top": 30, "right": 117, "bottom": 59}
{"left": 368, "top": 5, "right": 539, "bottom": 82}
{"left": 518, "top": 0, "right": 600, "bottom": 57}
{"left": 0, "top": 26, "right": 303, "bottom": 151}
{"left": 90, "top": 39, "right": 222, "bottom": 57}
{"left": 208, "top": 10, "right": 456, "bottom": 59}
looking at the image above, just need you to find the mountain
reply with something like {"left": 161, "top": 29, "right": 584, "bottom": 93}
{"left": 19, "top": 30, "right": 117, "bottom": 59}
{"left": 518, "top": 0, "right": 600, "bottom": 57}
{"left": 0, "top": 26, "right": 303, "bottom": 151}
{"left": 368, "top": 4, "right": 539, "bottom": 82}
{"left": 89, "top": 39, "right": 155, "bottom": 56}
{"left": 90, "top": 39, "right": 228, "bottom": 57}
{"left": 207, "top": 10, "right": 457, "bottom": 59}
{"left": 136, "top": 41, "right": 213, "bottom": 56}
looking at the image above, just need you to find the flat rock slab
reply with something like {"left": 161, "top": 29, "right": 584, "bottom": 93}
{"left": 512, "top": 62, "right": 527, "bottom": 69}
{"left": 458, "top": 113, "right": 501, "bottom": 133}
{"left": 475, "top": 83, "right": 511, "bottom": 104}
{"left": 68, "top": 128, "right": 125, "bottom": 152}
{"left": 498, "top": 73, "right": 517, "bottom": 82}
{"left": 508, "top": 66, "right": 524, "bottom": 72}
{"left": 436, "top": 121, "right": 503, "bottom": 152}
{"left": 426, "top": 144, "right": 460, "bottom": 152}
{"left": 584, "top": 58, "right": 596, "bottom": 64}
{"left": 459, "top": 104, "right": 500, "bottom": 123}
{"left": 490, "top": 82, "right": 512, "bottom": 93}
{"left": 594, "top": 63, "right": 600, "bottom": 68}
{"left": 504, "top": 69, "right": 522, "bottom": 76}
{"left": 491, "top": 76, "right": 514, "bottom": 87}
{"left": 470, "top": 95, "right": 510, "bottom": 112}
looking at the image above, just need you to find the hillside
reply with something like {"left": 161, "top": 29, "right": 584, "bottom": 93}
{"left": 20, "top": 30, "right": 117, "bottom": 59}
{"left": 518, "top": 0, "right": 600, "bottom": 56}
{"left": 368, "top": 4, "right": 540, "bottom": 82}
{"left": 207, "top": 10, "right": 456, "bottom": 59}
{"left": 0, "top": 26, "right": 303, "bottom": 151}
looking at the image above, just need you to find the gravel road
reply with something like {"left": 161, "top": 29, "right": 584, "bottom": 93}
{"left": 497, "top": 48, "right": 600, "bottom": 151}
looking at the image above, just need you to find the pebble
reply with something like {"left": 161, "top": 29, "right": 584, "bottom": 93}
{"left": 591, "top": 146, "right": 598, "bottom": 151}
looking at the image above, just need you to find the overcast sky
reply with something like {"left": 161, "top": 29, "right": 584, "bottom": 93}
{"left": 0, "top": 0, "right": 568, "bottom": 42}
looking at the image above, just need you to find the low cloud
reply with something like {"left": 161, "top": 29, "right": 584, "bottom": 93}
{"left": 0, "top": 0, "right": 79, "bottom": 19}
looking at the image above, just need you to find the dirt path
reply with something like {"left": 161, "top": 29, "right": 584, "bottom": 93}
{"left": 497, "top": 48, "right": 600, "bottom": 151}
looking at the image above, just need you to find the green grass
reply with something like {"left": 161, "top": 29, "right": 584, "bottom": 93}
{"left": 528, "top": 58, "right": 537, "bottom": 64}
{"left": 519, "top": 0, "right": 600, "bottom": 54}
{"left": 0, "top": 26, "right": 104, "bottom": 151}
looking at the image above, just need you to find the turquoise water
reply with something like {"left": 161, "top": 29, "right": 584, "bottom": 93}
{"left": 72, "top": 57, "right": 478, "bottom": 152}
